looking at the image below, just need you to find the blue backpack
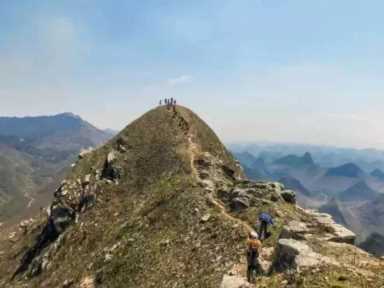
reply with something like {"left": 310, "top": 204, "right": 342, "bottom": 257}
{"left": 259, "top": 212, "right": 273, "bottom": 225}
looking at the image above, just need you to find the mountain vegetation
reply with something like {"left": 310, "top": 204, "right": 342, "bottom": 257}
{"left": 0, "top": 106, "right": 383, "bottom": 287}
{"left": 0, "top": 113, "right": 112, "bottom": 221}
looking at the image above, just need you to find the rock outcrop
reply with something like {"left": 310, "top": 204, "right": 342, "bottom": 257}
{"left": 274, "top": 239, "right": 335, "bottom": 272}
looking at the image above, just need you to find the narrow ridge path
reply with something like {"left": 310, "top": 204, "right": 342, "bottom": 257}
{"left": 186, "top": 131, "right": 253, "bottom": 234}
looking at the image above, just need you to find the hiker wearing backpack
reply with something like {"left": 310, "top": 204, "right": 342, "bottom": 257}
{"left": 258, "top": 212, "right": 273, "bottom": 240}
{"left": 247, "top": 231, "right": 262, "bottom": 283}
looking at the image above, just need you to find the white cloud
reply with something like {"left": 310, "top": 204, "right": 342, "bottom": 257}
{"left": 167, "top": 75, "right": 193, "bottom": 86}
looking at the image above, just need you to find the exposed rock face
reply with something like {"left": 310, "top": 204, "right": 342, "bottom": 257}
{"left": 280, "top": 220, "right": 310, "bottom": 240}
{"left": 101, "top": 150, "right": 121, "bottom": 182}
{"left": 259, "top": 247, "right": 274, "bottom": 274}
{"left": 274, "top": 239, "right": 335, "bottom": 272}
{"left": 310, "top": 211, "right": 356, "bottom": 244}
{"left": 217, "top": 181, "right": 286, "bottom": 213}
{"left": 279, "top": 189, "right": 296, "bottom": 204}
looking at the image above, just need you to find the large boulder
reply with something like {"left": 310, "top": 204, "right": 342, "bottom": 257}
{"left": 311, "top": 212, "right": 356, "bottom": 244}
{"left": 280, "top": 190, "right": 296, "bottom": 204}
{"left": 280, "top": 221, "right": 310, "bottom": 240}
{"left": 274, "top": 239, "right": 335, "bottom": 272}
{"left": 231, "top": 197, "right": 250, "bottom": 211}
{"left": 101, "top": 150, "right": 121, "bottom": 182}
{"left": 259, "top": 247, "right": 275, "bottom": 275}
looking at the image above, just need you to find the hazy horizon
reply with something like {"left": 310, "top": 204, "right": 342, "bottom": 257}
{"left": 1, "top": 1, "right": 384, "bottom": 149}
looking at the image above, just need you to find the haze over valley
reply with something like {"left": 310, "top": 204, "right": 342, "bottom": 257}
{"left": 1, "top": 1, "right": 384, "bottom": 287}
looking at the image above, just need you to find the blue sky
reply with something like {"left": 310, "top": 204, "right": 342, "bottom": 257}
{"left": 1, "top": 1, "right": 384, "bottom": 148}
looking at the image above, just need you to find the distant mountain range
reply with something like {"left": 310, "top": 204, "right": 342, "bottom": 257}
{"left": 274, "top": 152, "right": 315, "bottom": 169}
{"left": 232, "top": 144, "right": 384, "bottom": 256}
{"left": 325, "top": 163, "right": 364, "bottom": 178}
{"left": 338, "top": 181, "right": 378, "bottom": 202}
{"left": 0, "top": 113, "right": 113, "bottom": 221}
{"left": 371, "top": 168, "right": 384, "bottom": 181}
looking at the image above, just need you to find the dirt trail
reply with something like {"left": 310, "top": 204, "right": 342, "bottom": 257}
{"left": 187, "top": 134, "right": 199, "bottom": 179}
{"left": 26, "top": 193, "right": 35, "bottom": 208}
{"left": 185, "top": 129, "right": 259, "bottom": 285}
{"left": 207, "top": 194, "right": 253, "bottom": 233}
{"left": 186, "top": 131, "right": 253, "bottom": 234}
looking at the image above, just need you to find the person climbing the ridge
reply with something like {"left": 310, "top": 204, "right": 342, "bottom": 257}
{"left": 258, "top": 212, "right": 273, "bottom": 240}
{"left": 246, "top": 231, "right": 262, "bottom": 283}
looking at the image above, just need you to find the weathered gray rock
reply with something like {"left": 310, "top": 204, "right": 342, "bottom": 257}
{"left": 268, "top": 182, "right": 285, "bottom": 192}
{"left": 83, "top": 174, "right": 91, "bottom": 186}
{"left": 231, "top": 196, "right": 250, "bottom": 211}
{"left": 201, "top": 214, "right": 211, "bottom": 223}
{"left": 62, "top": 279, "right": 74, "bottom": 288}
{"left": 107, "top": 151, "right": 117, "bottom": 164}
{"left": 280, "top": 190, "right": 296, "bottom": 204}
{"left": 327, "top": 223, "right": 356, "bottom": 244}
{"left": 274, "top": 239, "right": 335, "bottom": 272}
{"left": 78, "top": 147, "right": 93, "bottom": 159}
{"left": 280, "top": 221, "right": 310, "bottom": 240}
{"left": 220, "top": 275, "right": 253, "bottom": 288}
{"left": 259, "top": 247, "right": 275, "bottom": 274}
{"left": 101, "top": 151, "right": 121, "bottom": 182}
{"left": 310, "top": 211, "right": 356, "bottom": 244}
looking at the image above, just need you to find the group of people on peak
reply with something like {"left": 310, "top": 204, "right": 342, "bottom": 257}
{"left": 159, "top": 98, "right": 177, "bottom": 110}
{"left": 246, "top": 212, "right": 274, "bottom": 283}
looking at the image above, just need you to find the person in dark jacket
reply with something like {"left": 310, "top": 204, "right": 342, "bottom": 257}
{"left": 258, "top": 212, "right": 273, "bottom": 240}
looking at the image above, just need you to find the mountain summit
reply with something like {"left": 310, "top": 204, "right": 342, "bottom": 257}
{"left": 0, "top": 113, "right": 111, "bottom": 221}
{"left": 274, "top": 152, "right": 316, "bottom": 168}
{"left": 1, "top": 106, "right": 384, "bottom": 287}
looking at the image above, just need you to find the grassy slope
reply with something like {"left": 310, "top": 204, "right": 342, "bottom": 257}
{"left": 1, "top": 106, "right": 384, "bottom": 288}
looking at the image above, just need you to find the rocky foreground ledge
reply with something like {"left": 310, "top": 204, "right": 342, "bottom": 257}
{"left": 219, "top": 182, "right": 384, "bottom": 287}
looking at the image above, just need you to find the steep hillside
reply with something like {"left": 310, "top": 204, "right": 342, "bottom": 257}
{"left": 0, "top": 113, "right": 111, "bottom": 221}
{"left": 1, "top": 106, "right": 383, "bottom": 288}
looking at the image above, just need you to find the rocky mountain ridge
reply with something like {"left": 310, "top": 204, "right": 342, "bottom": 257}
{"left": 0, "top": 106, "right": 383, "bottom": 287}
{"left": 0, "top": 113, "right": 112, "bottom": 221}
